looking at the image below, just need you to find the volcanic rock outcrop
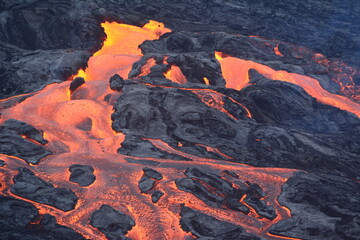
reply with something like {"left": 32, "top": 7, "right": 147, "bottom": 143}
{"left": 11, "top": 167, "right": 78, "bottom": 211}
{"left": 0, "top": 119, "right": 51, "bottom": 164}
{"left": 0, "top": 196, "right": 85, "bottom": 240}
{"left": 69, "top": 164, "right": 96, "bottom": 187}
{"left": 90, "top": 205, "right": 135, "bottom": 240}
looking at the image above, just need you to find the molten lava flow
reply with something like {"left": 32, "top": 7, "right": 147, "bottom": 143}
{"left": 0, "top": 21, "right": 302, "bottom": 240}
{"left": 73, "top": 20, "right": 171, "bottom": 81}
{"left": 215, "top": 51, "right": 360, "bottom": 117}
{"left": 274, "top": 45, "right": 283, "bottom": 56}
{"left": 164, "top": 65, "right": 187, "bottom": 84}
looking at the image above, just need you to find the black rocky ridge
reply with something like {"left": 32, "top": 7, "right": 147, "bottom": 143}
{"left": 1, "top": 1, "right": 360, "bottom": 240}
{"left": 0, "top": 196, "right": 85, "bottom": 240}
{"left": 11, "top": 167, "right": 78, "bottom": 212}
{"left": 0, "top": 119, "right": 51, "bottom": 164}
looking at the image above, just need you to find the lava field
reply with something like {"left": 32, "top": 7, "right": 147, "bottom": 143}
{"left": 0, "top": 1, "right": 359, "bottom": 240}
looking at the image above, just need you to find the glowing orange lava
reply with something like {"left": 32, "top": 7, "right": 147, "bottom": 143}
{"left": 164, "top": 65, "right": 187, "bottom": 84}
{"left": 73, "top": 20, "right": 171, "bottom": 81}
{"left": 215, "top": 51, "right": 360, "bottom": 118}
{"left": 0, "top": 21, "right": 304, "bottom": 240}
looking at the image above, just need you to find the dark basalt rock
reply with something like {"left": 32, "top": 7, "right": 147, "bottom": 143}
{"left": 11, "top": 167, "right": 78, "bottom": 211}
{"left": 69, "top": 77, "right": 85, "bottom": 93}
{"left": 180, "top": 205, "right": 263, "bottom": 240}
{"left": 111, "top": 83, "right": 247, "bottom": 159}
{"left": 176, "top": 177, "right": 223, "bottom": 207}
{"left": 0, "top": 42, "right": 91, "bottom": 99}
{"left": 138, "top": 167, "right": 163, "bottom": 194}
{"left": 241, "top": 69, "right": 360, "bottom": 134}
{"left": 112, "top": 78, "right": 360, "bottom": 178}
{"left": 0, "top": 195, "right": 85, "bottom": 240}
{"left": 2, "top": 119, "right": 48, "bottom": 145}
{"left": 138, "top": 176, "right": 156, "bottom": 193}
{"left": 270, "top": 172, "right": 360, "bottom": 240}
{"left": 151, "top": 190, "right": 164, "bottom": 203}
{"left": 0, "top": 119, "right": 51, "bottom": 164}
{"left": 223, "top": 197, "right": 250, "bottom": 214}
{"left": 176, "top": 167, "right": 275, "bottom": 218}
{"left": 90, "top": 204, "right": 135, "bottom": 240}
{"left": 125, "top": 158, "right": 161, "bottom": 166}
{"left": 0, "top": 195, "right": 38, "bottom": 229}
{"left": 143, "top": 167, "right": 163, "bottom": 180}
{"left": 0, "top": 160, "right": 5, "bottom": 167}
{"left": 244, "top": 195, "right": 277, "bottom": 220}
{"left": 69, "top": 164, "right": 96, "bottom": 187}
{"left": 117, "top": 135, "right": 192, "bottom": 161}
{"left": 110, "top": 74, "right": 125, "bottom": 91}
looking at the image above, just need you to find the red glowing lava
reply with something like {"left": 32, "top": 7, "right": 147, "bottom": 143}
{"left": 6, "top": 19, "right": 356, "bottom": 240}
{"left": 215, "top": 52, "right": 360, "bottom": 118}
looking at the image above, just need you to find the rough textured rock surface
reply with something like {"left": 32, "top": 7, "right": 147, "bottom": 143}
{"left": 90, "top": 205, "right": 135, "bottom": 240}
{"left": 0, "top": 119, "right": 51, "bottom": 164}
{"left": 116, "top": 135, "right": 192, "bottom": 161}
{"left": 176, "top": 167, "right": 276, "bottom": 219}
{"left": 69, "top": 164, "right": 96, "bottom": 187}
{"left": 112, "top": 76, "right": 360, "bottom": 178}
{"left": 0, "top": 196, "right": 85, "bottom": 240}
{"left": 180, "top": 205, "right": 263, "bottom": 240}
{"left": 11, "top": 167, "right": 78, "bottom": 211}
{"left": 270, "top": 172, "right": 360, "bottom": 240}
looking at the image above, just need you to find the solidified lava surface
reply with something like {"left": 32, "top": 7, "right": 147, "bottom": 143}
{"left": 1, "top": 1, "right": 360, "bottom": 240}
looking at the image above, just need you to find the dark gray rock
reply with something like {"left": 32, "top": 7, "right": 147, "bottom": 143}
{"left": 270, "top": 172, "right": 360, "bottom": 240}
{"left": 138, "top": 176, "right": 156, "bottom": 194}
{"left": 244, "top": 195, "right": 277, "bottom": 220}
{"left": 143, "top": 167, "right": 163, "bottom": 180}
{"left": 0, "top": 195, "right": 85, "bottom": 240}
{"left": 111, "top": 79, "right": 360, "bottom": 178}
{"left": 151, "top": 190, "right": 164, "bottom": 203}
{"left": 90, "top": 204, "right": 135, "bottom": 240}
{"left": 0, "top": 119, "right": 51, "bottom": 164}
{"left": 0, "top": 42, "right": 91, "bottom": 99}
{"left": 11, "top": 167, "right": 77, "bottom": 211}
{"left": 116, "top": 135, "right": 192, "bottom": 161}
{"left": 176, "top": 167, "right": 274, "bottom": 218}
{"left": 176, "top": 177, "right": 223, "bottom": 207}
{"left": 69, "top": 164, "right": 96, "bottom": 187}
{"left": 241, "top": 69, "right": 360, "bottom": 134}
{"left": 110, "top": 74, "right": 125, "bottom": 91}
{"left": 125, "top": 158, "right": 161, "bottom": 166}
{"left": 0, "top": 160, "right": 5, "bottom": 167}
{"left": 2, "top": 119, "right": 48, "bottom": 145}
{"left": 180, "top": 205, "right": 263, "bottom": 240}
{"left": 0, "top": 195, "right": 38, "bottom": 228}
{"left": 69, "top": 77, "right": 85, "bottom": 93}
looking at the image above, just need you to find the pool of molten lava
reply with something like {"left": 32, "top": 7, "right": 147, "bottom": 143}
{"left": 1, "top": 19, "right": 359, "bottom": 240}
